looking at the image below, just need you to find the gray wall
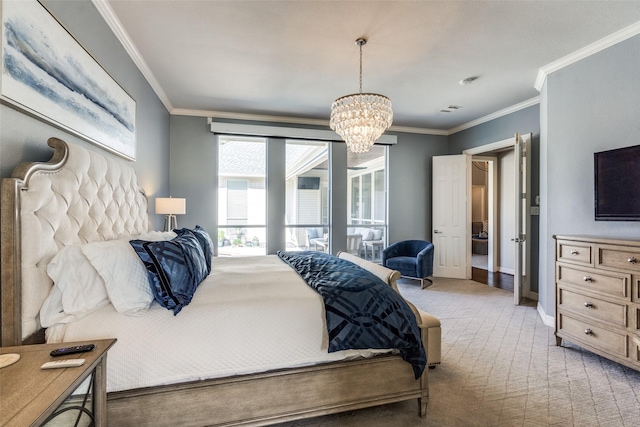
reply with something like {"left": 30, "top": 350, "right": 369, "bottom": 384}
{"left": 168, "top": 116, "right": 449, "bottom": 250}
{"left": 168, "top": 116, "right": 216, "bottom": 233}
{"left": 448, "top": 105, "right": 541, "bottom": 293}
{"left": 386, "top": 131, "right": 449, "bottom": 244}
{"left": 0, "top": 0, "right": 169, "bottom": 230}
{"left": 539, "top": 34, "right": 640, "bottom": 318}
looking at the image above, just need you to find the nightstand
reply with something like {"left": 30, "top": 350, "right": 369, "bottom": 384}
{"left": 0, "top": 338, "right": 116, "bottom": 427}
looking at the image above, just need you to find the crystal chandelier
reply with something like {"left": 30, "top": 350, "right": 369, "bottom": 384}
{"left": 330, "top": 38, "right": 393, "bottom": 154}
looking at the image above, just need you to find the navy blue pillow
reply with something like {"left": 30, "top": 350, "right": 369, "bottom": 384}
{"left": 174, "top": 225, "right": 213, "bottom": 274}
{"left": 130, "top": 230, "right": 208, "bottom": 315}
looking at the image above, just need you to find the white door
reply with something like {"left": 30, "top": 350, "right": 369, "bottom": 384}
{"left": 513, "top": 133, "right": 532, "bottom": 304}
{"left": 432, "top": 155, "right": 471, "bottom": 279}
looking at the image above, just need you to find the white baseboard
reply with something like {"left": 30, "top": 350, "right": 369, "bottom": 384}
{"left": 537, "top": 303, "right": 555, "bottom": 327}
{"left": 498, "top": 266, "right": 515, "bottom": 275}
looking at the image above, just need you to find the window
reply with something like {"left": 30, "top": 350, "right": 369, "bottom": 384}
{"left": 217, "top": 137, "right": 266, "bottom": 256}
{"left": 284, "top": 140, "right": 330, "bottom": 252}
{"left": 214, "top": 129, "right": 387, "bottom": 258}
{"left": 347, "top": 145, "right": 387, "bottom": 261}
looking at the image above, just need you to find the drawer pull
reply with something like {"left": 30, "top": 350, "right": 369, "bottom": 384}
{"left": 570, "top": 250, "right": 579, "bottom": 255}
{"left": 628, "top": 257, "right": 637, "bottom": 264}
{"left": 584, "top": 328, "right": 594, "bottom": 335}
{"left": 584, "top": 301, "right": 594, "bottom": 308}
{"left": 583, "top": 276, "right": 593, "bottom": 282}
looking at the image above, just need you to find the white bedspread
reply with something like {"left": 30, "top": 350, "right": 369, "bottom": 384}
{"left": 46, "top": 255, "right": 390, "bottom": 392}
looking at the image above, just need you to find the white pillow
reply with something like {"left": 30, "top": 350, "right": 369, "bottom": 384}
{"left": 360, "top": 229, "right": 374, "bottom": 241}
{"left": 41, "top": 245, "right": 109, "bottom": 327}
{"left": 80, "top": 231, "right": 177, "bottom": 315}
{"left": 81, "top": 239, "right": 152, "bottom": 315}
{"left": 372, "top": 229, "right": 383, "bottom": 240}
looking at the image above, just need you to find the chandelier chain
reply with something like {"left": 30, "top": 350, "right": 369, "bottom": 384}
{"left": 359, "top": 42, "right": 363, "bottom": 94}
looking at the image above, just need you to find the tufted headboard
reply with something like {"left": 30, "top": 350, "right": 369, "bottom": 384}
{"left": 1, "top": 138, "right": 150, "bottom": 346}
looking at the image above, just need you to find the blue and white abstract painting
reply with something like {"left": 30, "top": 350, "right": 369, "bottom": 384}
{"left": 1, "top": 0, "right": 136, "bottom": 160}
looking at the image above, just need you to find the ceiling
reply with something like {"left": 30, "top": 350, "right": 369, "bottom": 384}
{"left": 102, "top": 1, "right": 640, "bottom": 134}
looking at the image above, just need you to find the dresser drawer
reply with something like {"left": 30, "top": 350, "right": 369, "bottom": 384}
{"left": 598, "top": 245, "right": 640, "bottom": 274}
{"left": 633, "top": 335, "right": 640, "bottom": 364}
{"left": 558, "top": 288, "right": 627, "bottom": 327}
{"left": 558, "top": 313, "right": 628, "bottom": 359}
{"left": 557, "top": 241, "right": 593, "bottom": 266}
{"left": 557, "top": 264, "right": 630, "bottom": 300}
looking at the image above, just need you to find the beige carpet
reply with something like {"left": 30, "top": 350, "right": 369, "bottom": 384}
{"left": 275, "top": 277, "right": 640, "bottom": 426}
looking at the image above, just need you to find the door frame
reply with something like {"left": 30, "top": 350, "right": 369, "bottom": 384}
{"left": 463, "top": 134, "right": 533, "bottom": 303}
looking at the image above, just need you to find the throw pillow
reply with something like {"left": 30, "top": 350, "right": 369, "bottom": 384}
{"left": 130, "top": 230, "right": 208, "bottom": 315}
{"left": 175, "top": 225, "right": 213, "bottom": 274}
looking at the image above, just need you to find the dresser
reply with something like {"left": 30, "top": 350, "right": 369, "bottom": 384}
{"left": 555, "top": 235, "right": 640, "bottom": 371}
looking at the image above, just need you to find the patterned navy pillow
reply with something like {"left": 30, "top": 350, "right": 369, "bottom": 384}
{"left": 130, "top": 230, "right": 208, "bottom": 315}
{"left": 174, "top": 225, "right": 213, "bottom": 274}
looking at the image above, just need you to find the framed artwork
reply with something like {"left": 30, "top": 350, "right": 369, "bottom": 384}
{"left": 1, "top": 0, "right": 136, "bottom": 160}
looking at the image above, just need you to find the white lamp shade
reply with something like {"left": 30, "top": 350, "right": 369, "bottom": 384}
{"left": 155, "top": 197, "right": 186, "bottom": 215}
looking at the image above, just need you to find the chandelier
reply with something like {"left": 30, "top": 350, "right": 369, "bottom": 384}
{"left": 330, "top": 38, "right": 393, "bottom": 153}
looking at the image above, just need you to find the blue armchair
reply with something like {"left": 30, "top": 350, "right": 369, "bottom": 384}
{"left": 382, "top": 240, "right": 434, "bottom": 289}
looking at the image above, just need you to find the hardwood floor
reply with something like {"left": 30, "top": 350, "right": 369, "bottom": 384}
{"left": 471, "top": 267, "right": 514, "bottom": 292}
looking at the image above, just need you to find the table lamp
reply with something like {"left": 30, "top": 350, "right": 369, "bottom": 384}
{"left": 155, "top": 197, "right": 186, "bottom": 231}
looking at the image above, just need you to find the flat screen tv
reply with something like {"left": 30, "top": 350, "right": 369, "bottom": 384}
{"left": 594, "top": 144, "right": 640, "bottom": 221}
{"left": 297, "top": 176, "right": 320, "bottom": 190}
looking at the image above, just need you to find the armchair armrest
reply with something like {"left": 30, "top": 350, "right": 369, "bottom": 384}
{"left": 416, "top": 243, "right": 434, "bottom": 278}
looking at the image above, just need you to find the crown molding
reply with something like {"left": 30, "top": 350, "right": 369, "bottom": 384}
{"left": 174, "top": 102, "right": 536, "bottom": 137}
{"left": 91, "top": 0, "right": 173, "bottom": 112}
{"left": 448, "top": 97, "right": 540, "bottom": 135}
{"left": 390, "top": 125, "right": 449, "bottom": 136}
{"left": 534, "top": 20, "right": 640, "bottom": 91}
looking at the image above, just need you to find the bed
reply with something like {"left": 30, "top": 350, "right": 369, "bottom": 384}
{"left": 1, "top": 138, "right": 431, "bottom": 426}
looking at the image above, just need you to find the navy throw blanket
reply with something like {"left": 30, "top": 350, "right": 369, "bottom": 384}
{"left": 277, "top": 251, "right": 426, "bottom": 379}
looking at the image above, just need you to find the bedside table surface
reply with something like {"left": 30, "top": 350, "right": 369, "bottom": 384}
{"left": 0, "top": 338, "right": 116, "bottom": 427}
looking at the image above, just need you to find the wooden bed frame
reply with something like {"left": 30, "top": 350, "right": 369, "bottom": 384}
{"left": 1, "top": 138, "right": 429, "bottom": 426}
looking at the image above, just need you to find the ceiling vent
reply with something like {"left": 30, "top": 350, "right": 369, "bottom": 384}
{"left": 460, "top": 76, "right": 478, "bottom": 86}
{"left": 440, "top": 105, "right": 463, "bottom": 113}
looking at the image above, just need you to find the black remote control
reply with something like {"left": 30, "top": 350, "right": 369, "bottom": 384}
{"left": 50, "top": 344, "right": 95, "bottom": 357}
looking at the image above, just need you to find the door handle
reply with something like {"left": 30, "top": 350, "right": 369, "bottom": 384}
{"left": 433, "top": 230, "right": 442, "bottom": 234}
{"left": 511, "top": 238, "right": 520, "bottom": 242}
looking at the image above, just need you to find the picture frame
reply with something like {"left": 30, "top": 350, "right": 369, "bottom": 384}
{"left": 1, "top": 0, "right": 136, "bottom": 160}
